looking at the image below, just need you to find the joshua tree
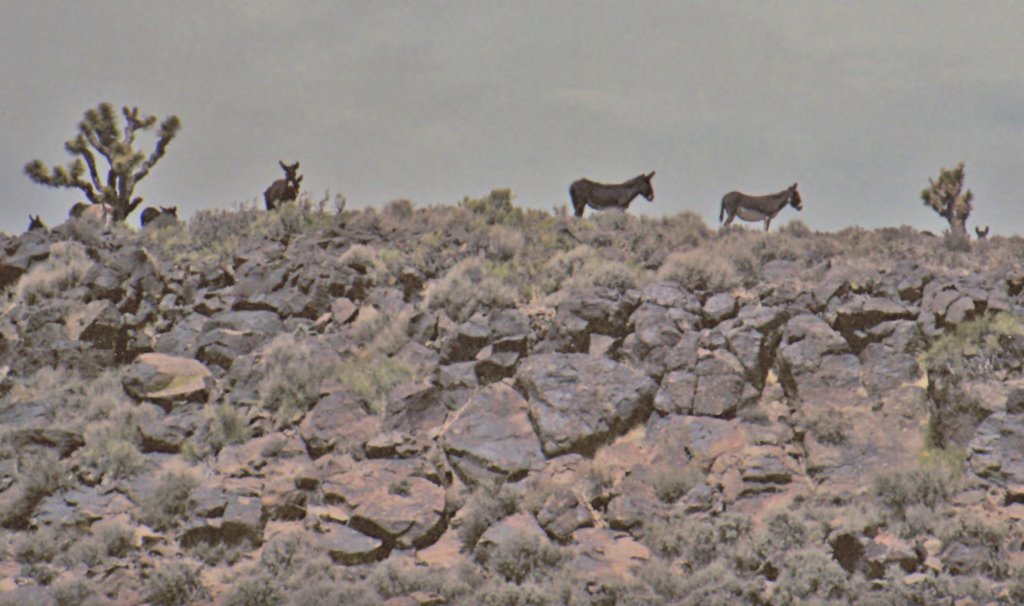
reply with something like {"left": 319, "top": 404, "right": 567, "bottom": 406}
{"left": 24, "top": 103, "right": 180, "bottom": 223}
{"left": 920, "top": 162, "right": 973, "bottom": 240}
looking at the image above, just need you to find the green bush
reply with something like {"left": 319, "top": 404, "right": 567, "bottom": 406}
{"left": 773, "top": 547, "right": 850, "bottom": 605}
{"left": 649, "top": 462, "right": 702, "bottom": 504}
{"left": 13, "top": 241, "right": 94, "bottom": 304}
{"left": 460, "top": 486, "right": 520, "bottom": 551}
{"left": 335, "top": 352, "right": 412, "bottom": 415}
{"left": 426, "top": 256, "right": 519, "bottom": 322}
{"left": 485, "top": 531, "right": 567, "bottom": 584}
{"left": 145, "top": 561, "right": 207, "bottom": 606}
{"left": 138, "top": 471, "right": 198, "bottom": 532}
{"left": 656, "top": 249, "right": 740, "bottom": 292}
{"left": 873, "top": 462, "right": 960, "bottom": 519}
{"left": 257, "top": 333, "right": 338, "bottom": 425}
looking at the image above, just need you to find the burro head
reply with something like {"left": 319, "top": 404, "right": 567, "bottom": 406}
{"left": 640, "top": 171, "right": 656, "bottom": 201}
{"left": 789, "top": 182, "right": 803, "bottom": 211}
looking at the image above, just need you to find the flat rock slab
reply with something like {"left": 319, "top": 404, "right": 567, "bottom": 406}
{"left": 970, "top": 412, "right": 1024, "bottom": 488}
{"left": 516, "top": 353, "right": 657, "bottom": 456}
{"left": 122, "top": 353, "right": 213, "bottom": 406}
{"left": 326, "top": 460, "right": 446, "bottom": 549}
{"left": 440, "top": 383, "right": 544, "bottom": 486}
{"left": 321, "top": 522, "right": 386, "bottom": 564}
{"left": 571, "top": 527, "right": 651, "bottom": 584}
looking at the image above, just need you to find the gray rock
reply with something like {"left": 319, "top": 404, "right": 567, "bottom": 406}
{"left": 703, "top": 292, "right": 738, "bottom": 325}
{"left": 440, "top": 383, "right": 544, "bottom": 486}
{"left": 321, "top": 522, "right": 387, "bottom": 564}
{"left": 516, "top": 353, "right": 657, "bottom": 456}
{"left": 299, "top": 391, "right": 380, "bottom": 456}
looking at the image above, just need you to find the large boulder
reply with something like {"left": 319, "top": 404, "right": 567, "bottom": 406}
{"left": 969, "top": 408, "right": 1024, "bottom": 490}
{"left": 325, "top": 460, "right": 446, "bottom": 550}
{"left": 299, "top": 390, "right": 378, "bottom": 459}
{"left": 440, "top": 383, "right": 544, "bottom": 486}
{"left": 516, "top": 353, "right": 657, "bottom": 456}
{"left": 122, "top": 353, "right": 213, "bottom": 408}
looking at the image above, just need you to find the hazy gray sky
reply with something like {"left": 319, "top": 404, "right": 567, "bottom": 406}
{"left": 2, "top": 1, "right": 1023, "bottom": 235}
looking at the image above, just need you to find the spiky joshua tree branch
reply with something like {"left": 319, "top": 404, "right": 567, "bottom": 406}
{"left": 920, "top": 161, "right": 973, "bottom": 240}
{"left": 24, "top": 103, "right": 180, "bottom": 223}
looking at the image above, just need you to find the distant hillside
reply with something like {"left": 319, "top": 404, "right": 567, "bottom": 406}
{"left": 1, "top": 192, "right": 1023, "bottom": 605}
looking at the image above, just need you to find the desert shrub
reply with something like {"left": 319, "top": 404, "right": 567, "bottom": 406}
{"left": 657, "top": 211, "right": 713, "bottom": 248}
{"left": 461, "top": 189, "right": 526, "bottom": 227}
{"left": 562, "top": 257, "right": 640, "bottom": 293}
{"left": 383, "top": 198, "right": 415, "bottom": 221}
{"left": 12, "top": 240, "right": 94, "bottom": 304}
{"left": 15, "top": 526, "right": 70, "bottom": 584}
{"left": 202, "top": 400, "right": 252, "bottom": 453}
{"left": 921, "top": 311, "right": 1024, "bottom": 375}
{"left": 223, "top": 573, "right": 284, "bottom": 606}
{"left": 257, "top": 333, "right": 338, "bottom": 425}
{"left": 656, "top": 249, "right": 739, "bottom": 292}
{"left": 53, "top": 576, "right": 102, "bottom": 606}
{"left": 484, "top": 531, "right": 567, "bottom": 584}
{"left": 251, "top": 194, "right": 336, "bottom": 242}
{"left": 138, "top": 471, "right": 198, "bottom": 532}
{"left": 469, "top": 579, "right": 560, "bottom": 606}
{"left": 778, "top": 219, "right": 813, "bottom": 238}
{"left": 643, "top": 513, "right": 751, "bottom": 568}
{"left": 539, "top": 245, "right": 597, "bottom": 293}
{"left": 803, "top": 404, "right": 852, "bottom": 445}
{"left": 733, "top": 510, "right": 812, "bottom": 576}
{"left": 338, "top": 244, "right": 388, "bottom": 285}
{"left": 773, "top": 547, "right": 850, "bottom": 605}
{"left": 873, "top": 461, "right": 960, "bottom": 520}
{"left": 426, "top": 256, "right": 518, "bottom": 322}
{"left": 334, "top": 352, "right": 412, "bottom": 415}
{"left": 145, "top": 561, "right": 207, "bottom": 606}
{"left": 652, "top": 560, "right": 760, "bottom": 606}
{"left": 486, "top": 225, "right": 526, "bottom": 262}
{"left": 649, "top": 461, "right": 703, "bottom": 504}
{"left": 938, "top": 512, "right": 1010, "bottom": 578}
{"left": 851, "top": 568, "right": 997, "bottom": 606}
{"left": 67, "top": 520, "right": 135, "bottom": 567}
{"left": 346, "top": 306, "right": 413, "bottom": 355}
{"left": 459, "top": 485, "right": 521, "bottom": 550}
{"left": 17, "top": 449, "right": 65, "bottom": 502}
{"left": 368, "top": 560, "right": 479, "bottom": 602}
{"left": 80, "top": 406, "right": 151, "bottom": 480}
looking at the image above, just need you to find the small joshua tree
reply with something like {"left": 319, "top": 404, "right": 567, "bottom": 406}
{"left": 25, "top": 103, "right": 180, "bottom": 223}
{"left": 920, "top": 162, "right": 973, "bottom": 241}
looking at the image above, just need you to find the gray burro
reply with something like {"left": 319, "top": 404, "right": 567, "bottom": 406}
{"left": 0, "top": 204, "right": 1023, "bottom": 604}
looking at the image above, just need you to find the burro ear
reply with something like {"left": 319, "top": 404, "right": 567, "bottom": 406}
{"left": 279, "top": 160, "right": 287, "bottom": 170}
{"left": 792, "top": 182, "right": 798, "bottom": 189}
{"left": 647, "top": 171, "right": 656, "bottom": 179}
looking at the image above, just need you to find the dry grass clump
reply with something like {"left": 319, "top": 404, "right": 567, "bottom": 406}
{"left": 539, "top": 244, "right": 640, "bottom": 294}
{"left": 145, "top": 560, "right": 207, "bottom": 606}
{"left": 338, "top": 244, "right": 388, "bottom": 285}
{"left": 425, "top": 256, "right": 519, "bottom": 322}
{"left": 13, "top": 240, "right": 94, "bottom": 304}
{"left": 137, "top": 471, "right": 199, "bottom": 532}
{"left": 335, "top": 352, "right": 413, "bottom": 415}
{"left": 257, "top": 333, "right": 341, "bottom": 426}
{"left": 656, "top": 248, "right": 741, "bottom": 292}
{"left": 80, "top": 398, "right": 155, "bottom": 480}
{"left": 486, "top": 224, "right": 526, "bottom": 262}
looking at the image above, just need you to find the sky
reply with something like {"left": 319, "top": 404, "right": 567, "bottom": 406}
{"left": 2, "top": 1, "right": 1023, "bottom": 236}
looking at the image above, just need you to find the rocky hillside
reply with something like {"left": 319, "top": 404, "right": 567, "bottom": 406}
{"left": 1, "top": 193, "right": 1024, "bottom": 605}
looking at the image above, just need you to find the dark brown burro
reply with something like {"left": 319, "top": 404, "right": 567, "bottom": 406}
{"left": 27, "top": 214, "right": 46, "bottom": 232}
{"left": 264, "top": 161, "right": 303, "bottom": 210}
{"left": 569, "top": 171, "right": 655, "bottom": 217}
{"left": 140, "top": 206, "right": 179, "bottom": 228}
{"left": 719, "top": 182, "right": 803, "bottom": 231}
